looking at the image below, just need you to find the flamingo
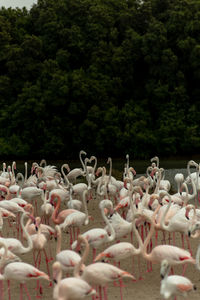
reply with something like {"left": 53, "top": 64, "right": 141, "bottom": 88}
{"left": 0, "top": 211, "right": 33, "bottom": 255}
{"left": 30, "top": 216, "right": 52, "bottom": 295}
{"left": 66, "top": 150, "right": 87, "bottom": 182}
{"left": 74, "top": 235, "right": 135, "bottom": 300}
{"left": 60, "top": 189, "right": 91, "bottom": 244}
{"left": 40, "top": 190, "right": 54, "bottom": 224}
{"left": 71, "top": 199, "right": 115, "bottom": 261}
{"left": 55, "top": 225, "right": 83, "bottom": 274}
{"left": 160, "top": 259, "right": 196, "bottom": 299}
{"left": 139, "top": 205, "right": 196, "bottom": 269}
{"left": 0, "top": 260, "right": 49, "bottom": 300}
{"left": 50, "top": 193, "right": 77, "bottom": 225}
{"left": 67, "top": 184, "right": 82, "bottom": 210}
{"left": 52, "top": 261, "right": 96, "bottom": 300}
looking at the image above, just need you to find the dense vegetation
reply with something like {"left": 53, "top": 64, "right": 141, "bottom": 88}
{"left": 0, "top": 0, "right": 200, "bottom": 159}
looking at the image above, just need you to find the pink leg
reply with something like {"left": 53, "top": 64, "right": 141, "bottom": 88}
{"left": 182, "top": 263, "right": 187, "bottom": 276}
{"left": 103, "top": 286, "right": 108, "bottom": 300}
{"left": 7, "top": 280, "right": 11, "bottom": 300}
{"left": 173, "top": 232, "right": 176, "bottom": 246}
{"left": 168, "top": 233, "right": 171, "bottom": 245}
{"left": 69, "top": 227, "right": 73, "bottom": 246}
{"left": 43, "top": 249, "right": 52, "bottom": 287}
{"left": 155, "top": 230, "right": 158, "bottom": 246}
{"left": 119, "top": 279, "right": 124, "bottom": 300}
{"left": 23, "top": 284, "right": 31, "bottom": 300}
{"left": 99, "top": 286, "right": 102, "bottom": 300}
{"left": 20, "top": 283, "right": 23, "bottom": 300}
{"left": 181, "top": 233, "right": 185, "bottom": 249}
{"left": 137, "top": 255, "right": 143, "bottom": 280}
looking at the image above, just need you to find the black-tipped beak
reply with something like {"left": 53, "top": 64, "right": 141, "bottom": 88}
{"left": 188, "top": 231, "right": 191, "bottom": 237}
{"left": 136, "top": 204, "right": 138, "bottom": 209}
{"left": 35, "top": 226, "right": 38, "bottom": 232}
{"left": 160, "top": 274, "right": 164, "bottom": 279}
{"left": 53, "top": 279, "right": 57, "bottom": 284}
{"left": 54, "top": 236, "right": 57, "bottom": 241}
{"left": 194, "top": 285, "right": 197, "bottom": 290}
{"left": 186, "top": 215, "right": 189, "bottom": 220}
{"left": 148, "top": 205, "right": 152, "bottom": 210}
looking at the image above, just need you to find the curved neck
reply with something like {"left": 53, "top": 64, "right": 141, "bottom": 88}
{"left": 20, "top": 212, "right": 33, "bottom": 253}
{"left": 74, "top": 236, "right": 89, "bottom": 277}
{"left": 141, "top": 205, "right": 160, "bottom": 261}
{"left": 130, "top": 189, "right": 143, "bottom": 251}
{"left": 100, "top": 203, "right": 115, "bottom": 242}
{"left": 160, "top": 194, "right": 172, "bottom": 230}
{"left": 126, "top": 154, "right": 129, "bottom": 175}
{"left": 79, "top": 150, "right": 87, "bottom": 173}
{"left": 11, "top": 161, "right": 16, "bottom": 181}
{"left": 61, "top": 164, "right": 70, "bottom": 188}
{"left": 24, "top": 162, "right": 27, "bottom": 183}
{"left": 154, "top": 168, "right": 161, "bottom": 194}
{"left": 51, "top": 196, "right": 61, "bottom": 224}
{"left": 189, "top": 175, "right": 197, "bottom": 201}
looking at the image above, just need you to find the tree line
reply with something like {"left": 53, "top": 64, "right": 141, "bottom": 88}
{"left": 0, "top": 0, "right": 200, "bottom": 160}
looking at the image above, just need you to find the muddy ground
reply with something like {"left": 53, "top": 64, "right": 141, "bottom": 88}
{"left": 2, "top": 194, "right": 200, "bottom": 300}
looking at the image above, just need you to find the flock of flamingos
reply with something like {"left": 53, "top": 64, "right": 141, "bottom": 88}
{"left": 0, "top": 152, "right": 200, "bottom": 300}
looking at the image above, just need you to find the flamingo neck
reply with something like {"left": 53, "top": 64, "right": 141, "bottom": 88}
{"left": 141, "top": 205, "right": 160, "bottom": 261}
{"left": 101, "top": 205, "right": 115, "bottom": 242}
{"left": 73, "top": 236, "right": 89, "bottom": 278}
{"left": 52, "top": 196, "right": 61, "bottom": 223}
{"left": 20, "top": 212, "right": 33, "bottom": 253}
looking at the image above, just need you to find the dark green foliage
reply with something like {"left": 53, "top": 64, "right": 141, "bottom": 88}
{"left": 0, "top": 0, "right": 200, "bottom": 159}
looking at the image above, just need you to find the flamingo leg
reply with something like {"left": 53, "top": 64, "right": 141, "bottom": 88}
{"left": 20, "top": 283, "right": 23, "bottom": 300}
{"left": 103, "top": 286, "right": 108, "bottom": 300}
{"left": 7, "top": 280, "right": 11, "bottom": 300}
{"left": 43, "top": 249, "right": 52, "bottom": 287}
{"left": 23, "top": 284, "right": 31, "bottom": 300}
{"left": 99, "top": 286, "right": 102, "bottom": 300}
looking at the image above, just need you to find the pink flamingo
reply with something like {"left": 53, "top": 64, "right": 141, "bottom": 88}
{"left": 71, "top": 199, "right": 115, "bottom": 261}
{"left": 30, "top": 216, "right": 52, "bottom": 296}
{"left": 0, "top": 211, "right": 33, "bottom": 255}
{"left": 52, "top": 261, "right": 96, "bottom": 300}
{"left": 0, "top": 260, "right": 49, "bottom": 300}
{"left": 160, "top": 259, "right": 196, "bottom": 299}
{"left": 50, "top": 193, "right": 76, "bottom": 225}
{"left": 60, "top": 189, "right": 91, "bottom": 244}
{"left": 55, "top": 225, "right": 83, "bottom": 275}
{"left": 74, "top": 235, "right": 135, "bottom": 300}
{"left": 139, "top": 205, "right": 196, "bottom": 271}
